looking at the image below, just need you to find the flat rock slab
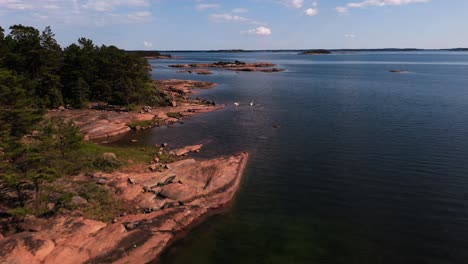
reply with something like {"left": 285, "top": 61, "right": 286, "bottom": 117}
{"left": 47, "top": 104, "right": 221, "bottom": 140}
{"left": 169, "top": 144, "right": 203, "bottom": 156}
{"left": 0, "top": 152, "right": 249, "bottom": 264}
{"left": 46, "top": 78, "right": 221, "bottom": 141}
{"left": 159, "top": 183, "right": 201, "bottom": 202}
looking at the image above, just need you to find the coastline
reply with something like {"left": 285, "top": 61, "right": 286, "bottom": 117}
{"left": 153, "top": 152, "right": 249, "bottom": 263}
{"left": 0, "top": 76, "right": 249, "bottom": 263}
{"left": 47, "top": 79, "right": 222, "bottom": 141}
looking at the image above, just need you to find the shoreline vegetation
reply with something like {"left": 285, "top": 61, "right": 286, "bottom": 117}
{"left": 126, "top": 50, "right": 174, "bottom": 59}
{"left": 299, "top": 49, "right": 332, "bottom": 55}
{"left": 0, "top": 25, "right": 249, "bottom": 263}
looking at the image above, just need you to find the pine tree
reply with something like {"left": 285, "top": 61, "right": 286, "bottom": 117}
{"left": 71, "top": 77, "right": 90, "bottom": 108}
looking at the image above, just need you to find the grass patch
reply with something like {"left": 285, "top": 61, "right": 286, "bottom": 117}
{"left": 77, "top": 182, "right": 123, "bottom": 222}
{"left": 127, "top": 119, "right": 155, "bottom": 129}
{"left": 167, "top": 112, "right": 183, "bottom": 119}
{"left": 127, "top": 117, "right": 167, "bottom": 129}
{"left": 48, "top": 181, "right": 123, "bottom": 222}
{"left": 155, "top": 147, "right": 176, "bottom": 164}
{"left": 80, "top": 142, "right": 154, "bottom": 165}
{"left": 7, "top": 207, "right": 34, "bottom": 217}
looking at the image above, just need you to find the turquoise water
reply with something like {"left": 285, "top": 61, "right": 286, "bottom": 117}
{"left": 118, "top": 51, "right": 468, "bottom": 263}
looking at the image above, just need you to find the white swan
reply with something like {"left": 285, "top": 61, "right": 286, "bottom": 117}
{"left": 249, "top": 101, "right": 254, "bottom": 106}
{"left": 234, "top": 102, "right": 240, "bottom": 106}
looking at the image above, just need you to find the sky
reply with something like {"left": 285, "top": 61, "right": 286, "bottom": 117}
{"left": 0, "top": 0, "right": 467, "bottom": 50}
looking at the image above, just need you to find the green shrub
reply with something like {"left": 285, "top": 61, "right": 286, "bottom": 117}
{"left": 167, "top": 112, "right": 183, "bottom": 119}
{"left": 127, "top": 119, "right": 155, "bottom": 129}
{"left": 8, "top": 207, "right": 34, "bottom": 217}
{"left": 155, "top": 147, "right": 176, "bottom": 164}
{"left": 92, "top": 152, "right": 122, "bottom": 172}
{"left": 77, "top": 182, "right": 123, "bottom": 222}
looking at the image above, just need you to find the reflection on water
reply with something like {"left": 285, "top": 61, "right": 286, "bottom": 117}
{"left": 115, "top": 51, "right": 468, "bottom": 264}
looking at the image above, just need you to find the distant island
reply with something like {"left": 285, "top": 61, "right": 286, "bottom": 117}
{"left": 206, "top": 49, "right": 254, "bottom": 53}
{"left": 126, "top": 50, "right": 173, "bottom": 59}
{"left": 155, "top": 48, "right": 468, "bottom": 53}
{"left": 169, "top": 61, "right": 285, "bottom": 73}
{"left": 299, "top": 49, "right": 332, "bottom": 55}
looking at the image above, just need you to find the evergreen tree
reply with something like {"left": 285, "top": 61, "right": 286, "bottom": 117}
{"left": 6, "top": 25, "right": 42, "bottom": 78}
{"left": 0, "top": 26, "right": 5, "bottom": 64}
{"left": 37, "top": 72, "right": 64, "bottom": 108}
{"left": 70, "top": 77, "right": 90, "bottom": 108}
{"left": 0, "top": 69, "right": 43, "bottom": 140}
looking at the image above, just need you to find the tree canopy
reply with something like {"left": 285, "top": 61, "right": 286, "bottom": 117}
{"left": 0, "top": 25, "right": 169, "bottom": 218}
{"left": 1, "top": 24, "right": 167, "bottom": 111}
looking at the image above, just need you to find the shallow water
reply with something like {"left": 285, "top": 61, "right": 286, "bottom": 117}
{"left": 116, "top": 51, "right": 468, "bottom": 264}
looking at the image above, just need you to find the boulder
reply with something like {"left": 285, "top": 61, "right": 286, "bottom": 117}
{"left": 47, "top": 203, "right": 55, "bottom": 211}
{"left": 125, "top": 222, "right": 139, "bottom": 231}
{"left": 148, "top": 164, "right": 159, "bottom": 172}
{"left": 159, "top": 175, "right": 176, "bottom": 186}
{"left": 137, "top": 193, "right": 158, "bottom": 210}
{"left": 127, "top": 178, "right": 136, "bottom": 185}
{"left": 96, "top": 179, "right": 107, "bottom": 185}
{"left": 102, "top": 152, "right": 117, "bottom": 160}
{"left": 96, "top": 152, "right": 121, "bottom": 168}
{"left": 71, "top": 196, "right": 88, "bottom": 206}
{"left": 142, "top": 106, "right": 153, "bottom": 113}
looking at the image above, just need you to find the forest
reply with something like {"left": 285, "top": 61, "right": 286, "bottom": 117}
{"left": 0, "top": 25, "right": 168, "bottom": 222}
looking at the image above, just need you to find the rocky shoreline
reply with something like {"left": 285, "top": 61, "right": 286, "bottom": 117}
{"left": 47, "top": 79, "right": 221, "bottom": 141}
{"left": 0, "top": 152, "right": 249, "bottom": 263}
{"left": 169, "top": 61, "right": 285, "bottom": 73}
{"left": 0, "top": 78, "right": 250, "bottom": 263}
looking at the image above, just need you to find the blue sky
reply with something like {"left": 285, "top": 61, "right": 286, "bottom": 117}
{"left": 0, "top": 0, "right": 466, "bottom": 50}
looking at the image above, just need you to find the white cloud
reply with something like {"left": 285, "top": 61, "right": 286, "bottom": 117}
{"left": 196, "top": 3, "right": 220, "bottom": 11}
{"left": 143, "top": 41, "right": 153, "bottom": 48}
{"left": 336, "top": 6, "right": 348, "bottom": 13}
{"left": 304, "top": 8, "right": 318, "bottom": 16}
{"left": 82, "top": 0, "right": 150, "bottom": 12}
{"left": 72, "top": 0, "right": 81, "bottom": 14}
{"left": 0, "top": 0, "right": 154, "bottom": 26}
{"left": 345, "top": 34, "right": 357, "bottom": 38}
{"left": 0, "top": 0, "right": 33, "bottom": 10}
{"left": 242, "top": 26, "right": 272, "bottom": 36}
{"left": 232, "top": 8, "right": 248, "bottom": 13}
{"left": 280, "top": 0, "right": 304, "bottom": 9}
{"left": 337, "top": 0, "right": 430, "bottom": 12}
{"left": 210, "top": 13, "right": 262, "bottom": 25}
{"left": 348, "top": 0, "right": 429, "bottom": 8}
{"left": 127, "top": 11, "right": 152, "bottom": 21}
{"left": 43, "top": 4, "right": 60, "bottom": 10}
{"left": 34, "top": 13, "right": 49, "bottom": 20}
{"left": 304, "top": 2, "right": 318, "bottom": 16}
